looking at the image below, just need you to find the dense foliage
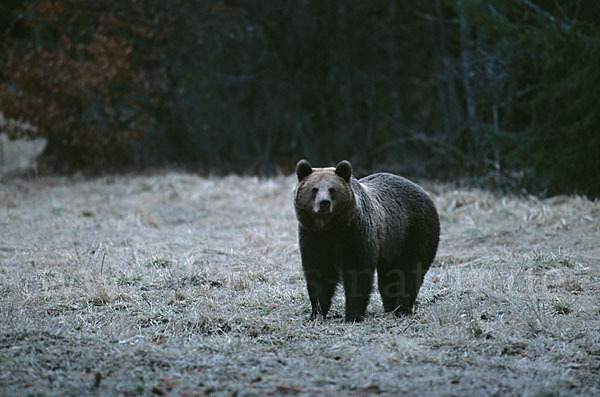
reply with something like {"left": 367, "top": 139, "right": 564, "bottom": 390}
{"left": 1, "top": 0, "right": 599, "bottom": 196}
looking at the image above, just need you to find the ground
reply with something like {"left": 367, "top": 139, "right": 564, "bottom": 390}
{"left": 0, "top": 172, "right": 598, "bottom": 396}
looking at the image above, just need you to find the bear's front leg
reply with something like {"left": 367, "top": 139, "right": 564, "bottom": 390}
{"left": 299, "top": 229, "right": 339, "bottom": 319}
{"left": 304, "top": 268, "right": 338, "bottom": 319}
{"left": 341, "top": 266, "right": 374, "bottom": 322}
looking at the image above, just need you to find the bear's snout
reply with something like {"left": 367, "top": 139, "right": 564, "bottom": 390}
{"left": 318, "top": 199, "right": 331, "bottom": 212}
{"left": 313, "top": 197, "right": 332, "bottom": 214}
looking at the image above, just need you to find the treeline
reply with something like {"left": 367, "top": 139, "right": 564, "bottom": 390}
{"left": 1, "top": 1, "right": 599, "bottom": 197}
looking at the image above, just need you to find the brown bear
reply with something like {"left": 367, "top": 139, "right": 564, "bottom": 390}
{"left": 294, "top": 159, "right": 440, "bottom": 322}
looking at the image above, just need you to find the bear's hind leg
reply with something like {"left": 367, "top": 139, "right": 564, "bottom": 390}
{"left": 377, "top": 263, "right": 409, "bottom": 314}
{"left": 378, "top": 251, "right": 427, "bottom": 316}
{"left": 393, "top": 267, "right": 419, "bottom": 316}
{"left": 394, "top": 240, "right": 435, "bottom": 315}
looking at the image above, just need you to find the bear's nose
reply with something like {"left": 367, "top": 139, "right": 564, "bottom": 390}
{"left": 319, "top": 199, "right": 331, "bottom": 211}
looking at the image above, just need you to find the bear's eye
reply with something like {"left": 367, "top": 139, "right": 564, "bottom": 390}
{"left": 311, "top": 187, "right": 318, "bottom": 195}
{"left": 328, "top": 188, "right": 336, "bottom": 195}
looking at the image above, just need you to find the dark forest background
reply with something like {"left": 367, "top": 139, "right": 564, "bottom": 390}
{"left": 1, "top": 0, "right": 599, "bottom": 197}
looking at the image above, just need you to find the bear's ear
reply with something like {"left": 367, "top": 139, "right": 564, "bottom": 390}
{"left": 335, "top": 160, "right": 352, "bottom": 182}
{"left": 296, "top": 159, "right": 313, "bottom": 181}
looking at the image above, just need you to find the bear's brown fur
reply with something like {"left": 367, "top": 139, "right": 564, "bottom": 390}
{"left": 294, "top": 159, "right": 440, "bottom": 322}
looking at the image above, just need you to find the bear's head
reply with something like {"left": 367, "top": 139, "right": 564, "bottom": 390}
{"left": 294, "top": 159, "right": 354, "bottom": 231}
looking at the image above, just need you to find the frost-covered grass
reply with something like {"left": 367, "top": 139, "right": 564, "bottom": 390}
{"left": 0, "top": 172, "right": 598, "bottom": 396}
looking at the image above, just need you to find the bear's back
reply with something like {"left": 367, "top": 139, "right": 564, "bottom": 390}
{"left": 357, "top": 172, "right": 439, "bottom": 268}
{"left": 358, "top": 173, "right": 434, "bottom": 210}
{"left": 357, "top": 172, "right": 439, "bottom": 237}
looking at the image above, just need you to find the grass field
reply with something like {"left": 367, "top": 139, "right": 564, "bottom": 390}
{"left": 1, "top": 172, "right": 599, "bottom": 396}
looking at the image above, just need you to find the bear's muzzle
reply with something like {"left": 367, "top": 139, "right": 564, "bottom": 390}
{"left": 314, "top": 198, "right": 332, "bottom": 214}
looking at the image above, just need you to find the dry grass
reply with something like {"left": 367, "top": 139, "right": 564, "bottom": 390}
{"left": 0, "top": 172, "right": 599, "bottom": 396}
